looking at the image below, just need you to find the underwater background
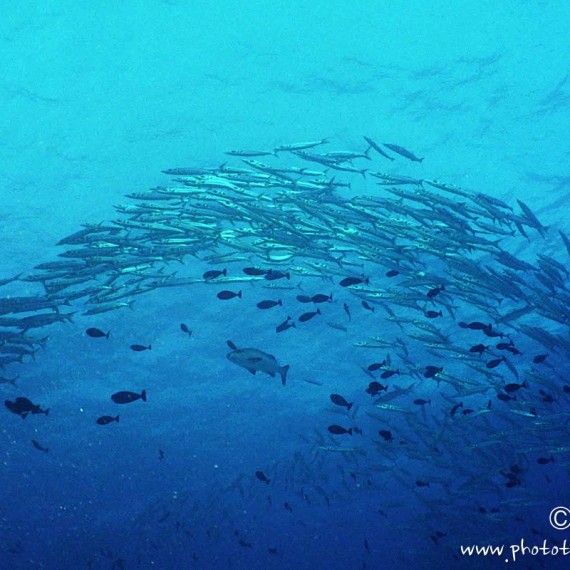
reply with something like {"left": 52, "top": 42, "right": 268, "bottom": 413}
{"left": 2, "top": 1, "right": 570, "bottom": 568}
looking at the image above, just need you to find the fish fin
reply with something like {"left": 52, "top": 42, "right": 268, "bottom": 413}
{"left": 246, "top": 368, "right": 257, "bottom": 375}
{"left": 280, "top": 365, "right": 290, "bottom": 386}
{"left": 347, "top": 403, "right": 353, "bottom": 411}
{"left": 141, "top": 390, "right": 147, "bottom": 402}
{"left": 227, "top": 340, "right": 238, "bottom": 350}
{"left": 106, "top": 331, "right": 111, "bottom": 339}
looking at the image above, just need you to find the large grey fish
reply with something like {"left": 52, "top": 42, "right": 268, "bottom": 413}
{"left": 226, "top": 340, "right": 289, "bottom": 385}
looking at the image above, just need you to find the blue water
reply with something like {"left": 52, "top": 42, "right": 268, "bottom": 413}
{"left": 2, "top": 2, "right": 570, "bottom": 569}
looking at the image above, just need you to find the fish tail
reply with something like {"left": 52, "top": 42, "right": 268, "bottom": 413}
{"left": 141, "top": 390, "right": 147, "bottom": 402}
{"left": 280, "top": 365, "right": 290, "bottom": 386}
{"left": 106, "top": 331, "right": 111, "bottom": 339}
{"left": 347, "top": 428, "right": 353, "bottom": 435}
{"left": 44, "top": 409, "right": 49, "bottom": 416}
{"left": 148, "top": 345, "right": 152, "bottom": 350}
{"left": 116, "top": 415, "right": 120, "bottom": 423}
{"left": 347, "top": 403, "right": 353, "bottom": 411}
{"left": 238, "top": 291, "right": 243, "bottom": 298}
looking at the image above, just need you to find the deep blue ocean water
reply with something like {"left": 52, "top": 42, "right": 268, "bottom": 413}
{"left": 2, "top": 2, "right": 570, "bottom": 569}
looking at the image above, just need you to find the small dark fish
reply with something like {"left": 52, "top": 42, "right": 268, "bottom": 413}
{"left": 364, "top": 539, "right": 370, "bottom": 553}
{"left": 486, "top": 356, "right": 505, "bottom": 369}
{"left": 86, "top": 327, "right": 110, "bottom": 339}
{"left": 424, "top": 366, "right": 443, "bottom": 378}
{"left": 343, "top": 303, "right": 351, "bottom": 321}
{"left": 564, "top": 385, "right": 570, "bottom": 394}
{"left": 5, "top": 397, "right": 49, "bottom": 419}
{"left": 450, "top": 402, "right": 464, "bottom": 416}
{"left": 268, "top": 547, "right": 279, "bottom": 555}
{"left": 378, "top": 430, "right": 393, "bottom": 441}
{"left": 533, "top": 353, "right": 548, "bottom": 364}
{"left": 111, "top": 390, "right": 147, "bottom": 404}
{"left": 383, "top": 143, "right": 424, "bottom": 163}
{"left": 462, "top": 409, "right": 474, "bottom": 415}
{"left": 469, "top": 344, "right": 488, "bottom": 355}
{"left": 537, "top": 456, "right": 555, "bottom": 465}
{"left": 284, "top": 502, "right": 293, "bottom": 513}
{"left": 339, "top": 276, "right": 369, "bottom": 287}
{"left": 180, "top": 323, "right": 192, "bottom": 336}
{"left": 361, "top": 300, "right": 375, "bottom": 312}
{"left": 298, "top": 309, "right": 321, "bottom": 322}
{"left": 380, "top": 369, "right": 399, "bottom": 379}
{"left": 243, "top": 267, "right": 269, "bottom": 276}
{"left": 296, "top": 294, "right": 313, "bottom": 303}
{"left": 159, "top": 449, "right": 165, "bottom": 460}
{"left": 504, "top": 381, "right": 527, "bottom": 393}
{"left": 539, "top": 389, "right": 555, "bottom": 404}
{"left": 31, "top": 439, "right": 49, "bottom": 453}
{"left": 497, "top": 393, "right": 516, "bottom": 402}
{"left": 367, "top": 361, "right": 386, "bottom": 371}
{"left": 256, "top": 299, "right": 282, "bottom": 310}
{"left": 366, "top": 381, "right": 387, "bottom": 395}
{"left": 202, "top": 268, "right": 226, "bottom": 280}
{"left": 238, "top": 539, "right": 253, "bottom": 548}
{"left": 425, "top": 310, "right": 443, "bottom": 319}
{"left": 482, "top": 326, "right": 504, "bottom": 339}
{"left": 413, "top": 399, "right": 431, "bottom": 406}
{"left": 255, "top": 470, "right": 270, "bottom": 484}
{"left": 217, "top": 290, "right": 242, "bottom": 300}
{"left": 312, "top": 293, "right": 333, "bottom": 303}
{"left": 265, "top": 270, "right": 290, "bottom": 281}
{"left": 330, "top": 393, "right": 353, "bottom": 410}
{"left": 328, "top": 424, "right": 353, "bottom": 435}
{"left": 426, "top": 285, "right": 445, "bottom": 299}
{"left": 385, "top": 269, "right": 399, "bottom": 278}
{"left": 415, "top": 479, "right": 430, "bottom": 487}
{"left": 96, "top": 415, "right": 120, "bottom": 425}
{"left": 130, "top": 344, "right": 151, "bottom": 352}
{"left": 459, "top": 321, "right": 489, "bottom": 330}
{"left": 276, "top": 316, "right": 296, "bottom": 334}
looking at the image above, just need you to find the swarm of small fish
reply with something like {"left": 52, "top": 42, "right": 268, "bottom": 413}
{"left": 1, "top": 135, "right": 569, "bottom": 557}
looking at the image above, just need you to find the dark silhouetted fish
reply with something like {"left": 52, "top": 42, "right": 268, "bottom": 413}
{"left": 111, "top": 390, "right": 147, "bottom": 404}
{"left": 340, "top": 276, "right": 369, "bottom": 287}
{"left": 330, "top": 394, "right": 353, "bottom": 410}
{"left": 86, "top": 327, "right": 110, "bottom": 339}
{"left": 378, "top": 430, "right": 393, "bottom": 441}
{"left": 533, "top": 353, "right": 548, "bottom": 364}
{"left": 130, "top": 344, "right": 151, "bottom": 352}
{"left": 276, "top": 316, "right": 295, "bottom": 334}
{"left": 217, "top": 290, "right": 242, "bottom": 300}
{"left": 31, "top": 439, "right": 49, "bottom": 453}
{"left": 255, "top": 470, "right": 270, "bottom": 484}
{"left": 203, "top": 268, "right": 226, "bottom": 280}
{"left": 243, "top": 267, "right": 269, "bottom": 276}
{"left": 328, "top": 424, "right": 353, "bottom": 435}
{"left": 312, "top": 293, "right": 333, "bottom": 303}
{"left": 486, "top": 356, "right": 505, "bottom": 369}
{"left": 427, "top": 285, "right": 445, "bottom": 299}
{"left": 180, "top": 323, "right": 192, "bottom": 336}
{"left": 414, "top": 399, "right": 431, "bottom": 406}
{"left": 97, "top": 415, "right": 119, "bottom": 425}
{"left": 296, "top": 294, "right": 313, "bottom": 303}
{"left": 256, "top": 299, "right": 282, "bottom": 310}
{"left": 5, "top": 397, "right": 49, "bottom": 419}
{"left": 265, "top": 270, "right": 290, "bottom": 281}
{"left": 424, "top": 366, "right": 443, "bottom": 378}
{"left": 504, "top": 381, "right": 527, "bottom": 393}
{"left": 380, "top": 369, "right": 399, "bottom": 379}
{"left": 385, "top": 270, "right": 399, "bottom": 278}
{"left": 299, "top": 309, "right": 321, "bottom": 322}
{"left": 361, "top": 300, "right": 375, "bottom": 312}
